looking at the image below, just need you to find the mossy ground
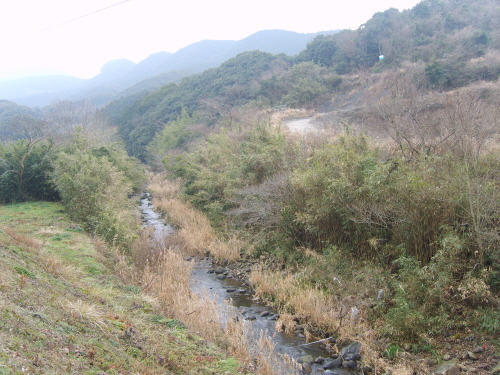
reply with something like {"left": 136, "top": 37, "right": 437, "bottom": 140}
{"left": 0, "top": 202, "right": 247, "bottom": 375}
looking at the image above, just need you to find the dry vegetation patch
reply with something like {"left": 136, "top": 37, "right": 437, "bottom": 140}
{"left": 148, "top": 174, "right": 243, "bottom": 262}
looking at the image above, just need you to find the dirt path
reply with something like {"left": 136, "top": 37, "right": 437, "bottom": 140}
{"left": 285, "top": 117, "right": 317, "bottom": 133}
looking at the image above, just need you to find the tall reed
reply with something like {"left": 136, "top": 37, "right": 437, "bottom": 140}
{"left": 148, "top": 174, "right": 241, "bottom": 261}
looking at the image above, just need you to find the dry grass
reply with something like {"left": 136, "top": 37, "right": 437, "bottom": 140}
{"left": 39, "top": 249, "right": 83, "bottom": 281}
{"left": 147, "top": 175, "right": 243, "bottom": 261}
{"left": 225, "top": 316, "right": 250, "bottom": 359}
{"left": 255, "top": 333, "right": 301, "bottom": 375}
{"left": 249, "top": 264, "right": 431, "bottom": 372}
{"left": 147, "top": 172, "right": 181, "bottom": 199}
{"left": 163, "top": 198, "right": 215, "bottom": 252}
{"left": 250, "top": 265, "right": 376, "bottom": 340}
{"left": 64, "top": 299, "right": 108, "bottom": 330}
{"left": 133, "top": 233, "right": 232, "bottom": 346}
{"left": 274, "top": 313, "right": 297, "bottom": 335}
{"left": 1, "top": 226, "right": 43, "bottom": 251}
{"left": 131, "top": 234, "right": 260, "bottom": 371}
{"left": 208, "top": 236, "right": 243, "bottom": 262}
{"left": 37, "top": 226, "right": 64, "bottom": 236}
{"left": 148, "top": 175, "right": 216, "bottom": 252}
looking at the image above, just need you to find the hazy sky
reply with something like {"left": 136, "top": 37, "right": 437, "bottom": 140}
{"left": 0, "top": 0, "right": 421, "bottom": 81}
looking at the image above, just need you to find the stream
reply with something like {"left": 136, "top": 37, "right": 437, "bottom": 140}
{"left": 140, "top": 194, "right": 359, "bottom": 375}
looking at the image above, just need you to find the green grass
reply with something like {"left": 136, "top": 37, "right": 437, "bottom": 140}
{"left": 383, "top": 344, "right": 401, "bottom": 359}
{"left": 0, "top": 202, "right": 249, "bottom": 375}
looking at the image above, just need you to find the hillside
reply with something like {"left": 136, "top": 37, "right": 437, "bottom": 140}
{"left": 0, "top": 202, "right": 246, "bottom": 374}
{"left": 0, "top": 100, "right": 42, "bottom": 140}
{"left": 103, "top": 0, "right": 500, "bottom": 162}
{"left": 105, "top": 50, "right": 296, "bottom": 160}
{"left": 294, "top": 0, "right": 500, "bottom": 81}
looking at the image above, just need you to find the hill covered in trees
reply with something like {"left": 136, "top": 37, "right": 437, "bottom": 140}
{"left": 104, "top": 0, "right": 500, "bottom": 162}
{"left": 0, "top": 30, "right": 335, "bottom": 108}
{"left": 296, "top": 0, "right": 500, "bottom": 82}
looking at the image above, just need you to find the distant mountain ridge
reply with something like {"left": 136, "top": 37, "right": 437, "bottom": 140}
{"left": 0, "top": 29, "right": 338, "bottom": 108}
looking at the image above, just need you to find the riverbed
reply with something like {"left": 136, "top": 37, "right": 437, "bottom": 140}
{"left": 140, "top": 194, "right": 359, "bottom": 374}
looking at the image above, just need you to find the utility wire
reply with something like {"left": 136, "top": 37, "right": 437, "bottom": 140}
{"left": 41, "top": 0, "right": 130, "bottom": 31}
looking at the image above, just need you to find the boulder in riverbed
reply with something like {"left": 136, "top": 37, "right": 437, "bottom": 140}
{"left": 297, "top": 354, "right": 314, "bottom": 364}
{"left": 340, "top": 341, "right": 362, "bottom": 361}
{"left": 324, "top": 357, "right": 343, "bottom": 369}
{"left": 214, "top": 266, "right": 226, "bottom": 274}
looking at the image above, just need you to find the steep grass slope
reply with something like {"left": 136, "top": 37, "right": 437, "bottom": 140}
{"left": 0, "top": 202, "right": 245, "bottom": 375}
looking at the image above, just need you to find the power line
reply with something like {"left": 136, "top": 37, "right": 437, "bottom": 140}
{"left": 41, "top": 0, "right": 130, "bottom": 32}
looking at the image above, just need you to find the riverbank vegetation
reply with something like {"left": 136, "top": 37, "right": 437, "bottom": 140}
{"left": 0, "top": 102, "right": 146, "bottom": 249}
{"left": 147, "top": 76, "right": 500, "bottom": 372}
{"left": 147, "top": 82, "right": 500, "bottom": 372}
{"left": 3, "top": 0, "right": 500, "bottom": 373}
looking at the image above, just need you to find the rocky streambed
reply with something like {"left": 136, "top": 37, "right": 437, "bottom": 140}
{"left": 140, "top": 194, "right": 362, "bottom": 374}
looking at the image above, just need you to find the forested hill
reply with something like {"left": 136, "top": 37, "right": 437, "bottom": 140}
{"left": 103, "top": 0, "right": 500, "bottom": 161}
{"left": 0, "top": 100, "right": 41, "bottom": 140}
{"left": 0, "top": 30, "right": 334, "bottom": 108}
{"left": 102, "top": 51, "right": 276, "bottom": 159}
{"left": 294, "top": 0, "right": 500, "bottom": 81}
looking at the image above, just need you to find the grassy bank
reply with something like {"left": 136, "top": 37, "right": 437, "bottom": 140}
{"left": 0, "top": 201, "right": 246, "bottom": 375}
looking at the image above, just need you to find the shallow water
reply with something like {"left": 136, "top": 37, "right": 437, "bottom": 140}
{"left": 139, "top": 195, "right": 175, "bottom": 237}
{"left": 140, "top": 193, "right": 359, "bottom": 375}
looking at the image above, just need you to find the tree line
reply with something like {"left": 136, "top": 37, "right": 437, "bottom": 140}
{"left": 0, "top": 101, "right": 145, "bottom": 249}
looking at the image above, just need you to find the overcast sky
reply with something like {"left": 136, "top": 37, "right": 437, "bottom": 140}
{"left": 0, "top": 0, "right": 421, "bottom": 81}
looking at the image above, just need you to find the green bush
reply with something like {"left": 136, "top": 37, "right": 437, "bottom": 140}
{"left": 0, "top": 140, "right": 58, "bottom": 203}
{"left": 168, "top": 122, "right": 288, "bottom": 224}
{"left": 51, "top": 147, "right": 136, "bottom": 249}
{"left": 476, "top": 308, "right": 500, "bottom": 334}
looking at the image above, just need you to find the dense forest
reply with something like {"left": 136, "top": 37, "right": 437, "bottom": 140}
{"left": 2, "top": 0, "right": 500, "bottom": 373}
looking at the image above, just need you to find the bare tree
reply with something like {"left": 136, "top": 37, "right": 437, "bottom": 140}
{"left": 444, "top": 89, "right": 500, "bottom": 266}
{"left": 366, "top": 68, "right": 460, "bottom": 158}
{"left": 44, "top": 101, "right": 117, "bottom": 147}
{"left": 227, "top": 172, "right": 292, "bottom": 229}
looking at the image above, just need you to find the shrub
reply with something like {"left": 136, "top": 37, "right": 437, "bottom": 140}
{"left": 168, "top": 122, "right": 289, "bottom": 225}
{"left": 0, "top": 140, "right": 58, "bottom": 203}
{"left": 51, "top": 147, "right": 136, "bottom": 249}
